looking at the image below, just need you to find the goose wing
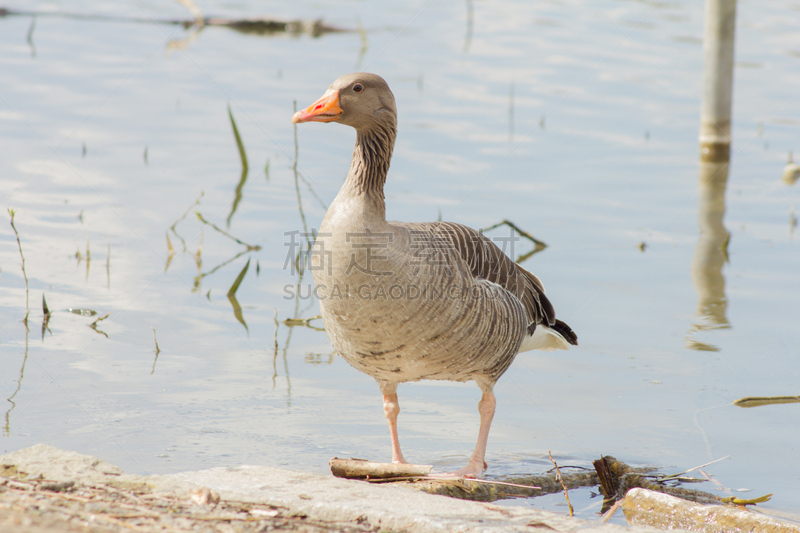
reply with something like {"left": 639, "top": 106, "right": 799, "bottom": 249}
{"left": 396, "top": 221, "right": 568, "bottom": 338}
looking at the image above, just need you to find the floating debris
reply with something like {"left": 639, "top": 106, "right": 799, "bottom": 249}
{"left": 68, "top": 308, "right": 97, "bottom": 316}
{"left": 784, "top": 152, "right": 800, "bottom": 185}
{"left": 733, "top": 395, "right": 800, "bottom": 408}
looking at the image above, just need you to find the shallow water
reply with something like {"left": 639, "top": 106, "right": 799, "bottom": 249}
{"left": 1, "top": 0, "right": 799, "bottom": 522}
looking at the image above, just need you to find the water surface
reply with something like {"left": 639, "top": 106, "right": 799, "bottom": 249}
{"left": 1, "top": 0, "right": 799, "bottom": 521}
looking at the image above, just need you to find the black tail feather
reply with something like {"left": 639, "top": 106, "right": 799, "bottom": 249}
{"left": 551, "top": 319, "right": 578, "bottom": 346}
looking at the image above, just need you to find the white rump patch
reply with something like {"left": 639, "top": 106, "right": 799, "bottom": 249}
{"left": 518, "top": 325, "right": 571, "bottom": 353}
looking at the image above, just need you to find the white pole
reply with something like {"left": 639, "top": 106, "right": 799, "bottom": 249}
{"left": 699, "top": 0, "right": 737, "bottom": 162}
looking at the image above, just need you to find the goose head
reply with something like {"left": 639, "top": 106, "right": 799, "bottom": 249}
{"left": 292, "top": 73, "right": 396, "bottom": 133}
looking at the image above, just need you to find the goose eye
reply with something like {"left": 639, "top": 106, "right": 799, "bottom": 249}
{"left": 353, "top": 83, "right": 364, "bottom": 93}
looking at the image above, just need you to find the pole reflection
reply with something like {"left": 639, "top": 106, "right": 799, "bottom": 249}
{"left": 691, "top": 161, "right": 730, "bottom": 334}
{"left": 688, "top": 0, "right": 736, "bottom": 351}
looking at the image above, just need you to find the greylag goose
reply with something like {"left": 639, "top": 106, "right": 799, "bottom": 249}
{"left": 292, "top": 73, "right": 577, "bottom": 478}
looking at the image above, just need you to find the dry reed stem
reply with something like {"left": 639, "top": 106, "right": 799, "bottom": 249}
{"left": 548, "top": 450, "right": 573, "bottom": 517}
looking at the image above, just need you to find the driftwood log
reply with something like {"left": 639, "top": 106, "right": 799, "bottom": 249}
{"left": 329, "top": 458, "right": 432, "bottom": 479}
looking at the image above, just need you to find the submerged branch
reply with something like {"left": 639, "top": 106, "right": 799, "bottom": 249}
{"left": 0, "top": 8, "right": 350, "bottom": 37}
{"left": 195, "top": 212, "right": 260, "bottom": 250}
{"left": 481, "top": 219, "right": 547, "bottom": 262}
{"left": 170, "top": 190, "right": 204, "bottom": 253}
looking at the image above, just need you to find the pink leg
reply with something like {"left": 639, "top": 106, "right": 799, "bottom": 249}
{"left": 379, "top": 383, "right": 407, "bottom": 464}
{"left": 453, "top": 382, "right": 496, "bottom": 479}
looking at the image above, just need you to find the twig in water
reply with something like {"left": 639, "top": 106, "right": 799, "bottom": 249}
{"left": 170, "top": 190, "right": 204, "bottom": 252}
{"left": 165, "top": 231, "right": 175, "bottom": 272}
{"left": 283, "top": 315, "right": 325, "bottom": 331}
{"left": 4, "top": 326, "right": 29, "bottom": 437}
{"left": 8, "top": 209, "right": 29, "bottom": 325}
{"left": 89, "top": 313, "right": 110, "bottom": 338}
{"left": 658, "top": 455, "right": 731, "bottom": 480}
{"left": 600, "top": 500, "right": 622, "bottom": 522}
{"left": 152, "top": 327, "right": 160, "bottom": 355}
{"left": 272, "top": 308, "right": 279, "bottom": 389}
{"left": 482, "top": 219, "right": 547, "bottom": 248}
{"left": 698, "top": 469, "right": 732, "bottom": 496}
{"left": 151, "top": 328, "right": 160, "bottom": 375}
{"left": 195, "top": 212, "right": 260, "bottom": 250}
{"left": 197, "top": 249, "right": 251, "bottom": 287}
{"left": 548, "top": 450, "right": 573, "bottom": 517}
{"left": 481, "top": 219, "right": 547, "bottom": 262}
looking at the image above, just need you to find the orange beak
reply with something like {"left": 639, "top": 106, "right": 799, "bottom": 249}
{"left": 292, "top": 89, "right": 342, "bottom": 123}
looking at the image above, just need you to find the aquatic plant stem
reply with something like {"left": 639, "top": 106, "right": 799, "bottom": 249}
{"left": 293, "top": 101, "right": 311, "bottom": 247}
{"left": 8, "top": 209, "right": 29, "bottom": 325}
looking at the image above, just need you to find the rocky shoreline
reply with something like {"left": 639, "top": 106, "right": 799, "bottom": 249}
{"left": 1, "top": 444, "right": 645, "bottom": 533}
